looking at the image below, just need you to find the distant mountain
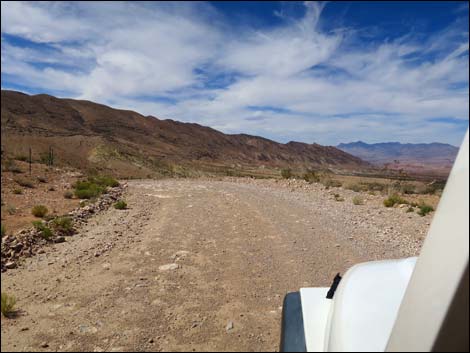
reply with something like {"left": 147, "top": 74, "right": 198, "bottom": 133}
{"left": 337, "top": 141, "right": 459, "bottom": 177}
{"left": 1, "top": 90, "right": 370, "bottom": 178}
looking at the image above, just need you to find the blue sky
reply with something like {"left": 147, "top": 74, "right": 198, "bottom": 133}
{"left": 1, "top": 1, "right": 468, "bottom": 146}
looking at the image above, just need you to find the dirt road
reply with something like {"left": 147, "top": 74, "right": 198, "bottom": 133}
{"left": 1, "top": 179, "right": 430, "bottom": 351}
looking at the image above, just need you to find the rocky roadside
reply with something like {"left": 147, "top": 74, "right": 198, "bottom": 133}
{"left": 1, "top": 183, "right": 126, "bottom": 272}
{"left": 218, "top": 176, "right": 434, "bottom": 256}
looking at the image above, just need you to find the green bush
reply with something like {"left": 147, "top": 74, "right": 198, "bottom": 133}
{"left": 383, "top": 194, "right": 408, "bottom": 208}
{"left": 73, "top": 180, "right": 105, "bottom": 199}
{"left": 31, "top": 205, "right": 48, "bottom": 218}
{"left": 281, "top": 168, "right": 292, "bottom": 179}
{"left": 114, "top": 200, "right": 127, "bottom": 210}
{"left": 352, "top": 196, "right": 364, "bottom": 205}
{"left": 32, "top": 221, "right": 53, "bottom": 239}
{"left": 13, "top": 188, "right": 23, "bottom": 195}
{"left": 1, "top": 292, "right": 16, "bottom": 317}
{"left": 1, "top": 224, "right": 5, "bottom": 237}
{"left": 417, "top": 204, "right": 434, "bottom": 217}
{"left": 52, "top": 217, "right": 74, "bottom": 234}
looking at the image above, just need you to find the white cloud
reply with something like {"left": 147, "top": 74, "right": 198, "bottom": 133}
{"left": 1, "top": 1, "right": 468, "bottom": 146}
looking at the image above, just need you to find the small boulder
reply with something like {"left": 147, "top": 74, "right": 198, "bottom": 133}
{"left": 5, "top": 261, "right": 16, "bottom": 269}
{"left": 158, "top": 263, "right": 179, "bottom": 271}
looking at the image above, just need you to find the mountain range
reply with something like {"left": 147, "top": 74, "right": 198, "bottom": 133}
{"left": 337, "top": 141, "right": 459, "bottom": 176}
{"left": 1, "top": 90, "right": 369, "bottom": 178}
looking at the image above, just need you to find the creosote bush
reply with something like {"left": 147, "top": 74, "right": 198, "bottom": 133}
{"left": 32, "top": 221, "right": 53, "bottom": 239}
{"left": 352, "top": 195, "right": 364, "bottom": 205}
{"left": 417, "top": 203, "right": 434, "bottom": 217}
{"left": 32, "top": 205, "right": 48, "bottom": 218}
{"left": 114, "top": 200, "right": 127, "bottom": 210}
{"left": 72, "top": 176, "right": 119, "bottom": 200}
{"left": 383, "top": 194, "right": 408, "bottom": 208}
{"left": 1, "top": 292, "right": 16, "bottom": 317}
{"left": 52, "top": 217, "right": 74, "bottom": 235}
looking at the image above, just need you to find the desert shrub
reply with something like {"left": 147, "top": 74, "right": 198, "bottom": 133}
{"left": 334, "top": 194, "right": 344, "bottom": 202}
{"left": 37, "top": 176, "right": 47, "bottom": 183}
{"left": 406, "top": 207, "right": 414, "bottom": 213}
{"left": 417, "top": 203, "right": 434, "bottom": 217}
{"left": 114, "top": 200, "right": 127, "bottom": 210}
{"left": 31, "top": 205, "right": 48, "bottom": 218}
{"left": 383, "top": 194, "right": 408, "bottom": 208}
{"left": 13, "top": 188, "right": 23, "bottom": 195}
{"left": 14, "top": 178, "right": 34, "bottom": 188}
{"left": 52, "top": 217, "right": 74, "bottom": 234}
{"left": 352, "top": 196, "right": 364, "bottom": 205}
{"left": 1, "top": 224, "right": 5, "bottom": 237}
{"left": 368, "top": 191, "right": 376, "bottom": 196}
{"left": 32, "top": 221, "right": 53, "bottom": 239}
{"left": 63, "top": 190, "right": 73, "bottom": 199}
{"left": 281, "top": 168, "right": 292, "bottom": 179}
{"left": 303, "top": 170, "right": 320, "bottom": 183}
{"left": 73, "top": 181, "right": 105, "bottom": 199}
{"left": 1, "top": 292, "right": 16, "bottom": 317}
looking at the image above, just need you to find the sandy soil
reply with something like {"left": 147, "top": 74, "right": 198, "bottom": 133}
{"left": 1, "top": 178, "right": 432, "bottom": 352}
{"left": 1, "top": 161, "right": 83, "bottom": 234}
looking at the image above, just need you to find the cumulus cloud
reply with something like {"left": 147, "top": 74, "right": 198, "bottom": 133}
{"left": 1, "top": 1, "right": 468, "bottom": 145}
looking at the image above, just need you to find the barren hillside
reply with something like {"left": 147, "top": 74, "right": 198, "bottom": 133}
{"left": 1, "top": 90, "right": 370, "bottom": 178}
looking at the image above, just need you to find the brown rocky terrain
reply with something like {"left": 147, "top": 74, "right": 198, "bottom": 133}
{"left": 1, "top": 177, "right": 435, "bottom": 352}
{"left": 1, "top": 90, "right": 370, "bottom": 178}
